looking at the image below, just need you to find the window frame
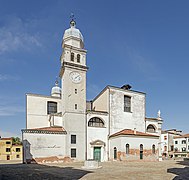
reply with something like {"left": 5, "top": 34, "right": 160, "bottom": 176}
{"left": 124, "top": 95, "right": 131, "bottom": 112}
{"left": 71, "top": 135, "right": 76, "bottom": 144}
{"left": 16, "top": 148, "right": 20, "bottom": 152}
{"left": 47, "top": 101, "right": 57, "bottom": 114}
{"left": 71, "top": 148, "right": 76, "bottom": 158}
{"left": 71, "top": 52, "right": 74, "bottom": 61}
{"left": 152, "top": 144, "right": 155, "bottom": 154}
{"left": 126, "top": 144, "right": 129, "bottom": 155}
{"left": 88, "top": 117, "right": 105, "bottom": 128}
{"left": 77, "top": 54, "right": 80, "bottom": 63}
{"left": 6, "top": 148, "right": 11, "bottom": 152}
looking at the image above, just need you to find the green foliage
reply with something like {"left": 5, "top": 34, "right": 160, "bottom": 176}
{"left": 11, "top": 137, "right": 22, "bottom": 145}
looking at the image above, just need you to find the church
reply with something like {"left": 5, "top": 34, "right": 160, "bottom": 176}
{"left": 22, "top": 18, "right": 163, "bottom": 163}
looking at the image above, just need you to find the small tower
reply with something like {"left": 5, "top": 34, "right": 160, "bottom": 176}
{"left": 51, "top": 79, "right": 61, "bottom": 98}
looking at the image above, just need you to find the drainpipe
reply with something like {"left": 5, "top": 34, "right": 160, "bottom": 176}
{"left": 108, "top": 87, "right": 111, "bottom": 161}
{"left": 85, "top": 110, "right": 87, "bottom": 160}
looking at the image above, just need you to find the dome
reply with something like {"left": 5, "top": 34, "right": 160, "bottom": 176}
{"left": 63, "top": 26, "right": 84, "bottom": 42}
{"left": 62, "top": 19, "right": 84, "bottom": 49}
{"left": 51, "top": 80, "right": 61, "bottom": 98}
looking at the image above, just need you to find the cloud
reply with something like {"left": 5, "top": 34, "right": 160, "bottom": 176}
{"left": 0, "top": 16, "right": 42, "bottom": 54}
{"left": 126, "top": 47, "right": 160, "bottom": 80}
{"left": 0, "top": 105, "right": 24, "bottom": 116}
{"left": 0, "top": 74, "right": 20, "bottom": 81}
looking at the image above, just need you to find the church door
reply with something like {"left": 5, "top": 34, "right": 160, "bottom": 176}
{"left": 94, "top": 147, "right": 101, "bottom": 161}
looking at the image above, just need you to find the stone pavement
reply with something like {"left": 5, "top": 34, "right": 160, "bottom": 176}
{"left": 0, "top": 159, "right": 189, "bottom": 180}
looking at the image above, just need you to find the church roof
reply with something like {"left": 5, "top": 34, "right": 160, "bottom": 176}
{"left": 109, "top": 129, "right": 159, "bottom": 138}
{"left": 22, "top": 126, "right": 67, "bottom": 134}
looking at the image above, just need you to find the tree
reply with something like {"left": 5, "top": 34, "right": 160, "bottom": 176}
{"left": 11, "top": 137, "right": 22, "bottom": 145}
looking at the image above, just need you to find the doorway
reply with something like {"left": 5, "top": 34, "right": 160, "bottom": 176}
{"left": 94, "top": 147, "right": 101, "bottom": 161}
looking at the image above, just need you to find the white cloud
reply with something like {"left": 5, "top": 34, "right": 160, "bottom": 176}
{"left": 0, "top": 74, "right": 20, "bottom": 81}
{"left": 0, "top": 16, "right": 42, "bottom": 54}
{"left": 0, "top": 105, "right": 24, "bottom": 116}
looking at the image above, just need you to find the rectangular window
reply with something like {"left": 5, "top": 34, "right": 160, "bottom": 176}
{"left": 182, "top": 140, "right": 186, "bottom": 144}
{"left": 6, "top": 148, "right": 10, "bottom": 152}
{"left": 6, "top": 141, "right": 11, "bottom": 144}
{"left": 71, "top": 148, "right": 76, "bottom": 158}
{"left": 16, "top": 148, "right": 20, "bottom": 152}
{"left": 16, "top": 155, "right": 20, "bottom": 158}
{"left": 175, "top": 141, "right": 178, "bottom": 144}
{"left": 75, "top": 89, "right": 77, "bottom": 94}
{"left": 164, "top": 136, "right": 167, "bottom": 140}
{"left": 171, "top": 145, "right": 174, "bottom": 151}
{"left": 124, "top": 95, "right": 131, "bottom": 112}
{"left": 71, "top": 135, "right": 76, "bottom": 144}
{"left": 47, "top": 101, "right": 57, "bottom": 114}
{"left": 75, "top": 104, "right": 77, "bottom": 110}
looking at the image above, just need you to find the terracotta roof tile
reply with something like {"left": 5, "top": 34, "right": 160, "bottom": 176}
{"left": 32, "top": 126, "right": 66, "bottom": 132}
{"left": 109, "top": 129, "right": 159, "bottom": 138}
{"left": 174, "top": 133, "right": 189, "bottom": 139}
{"left": 22, "top": 126, "right": 67, "bottom": 134}
{"left": 0, "top": 138, "right": 12, "bottom": 140}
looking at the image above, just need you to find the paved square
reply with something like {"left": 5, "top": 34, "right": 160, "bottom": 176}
{"left": 0, "top": 160, "right": 189, "bottom": 179}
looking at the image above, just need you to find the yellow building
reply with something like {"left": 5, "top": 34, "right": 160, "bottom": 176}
{"left": 0, "top": 138, "right": 22, "bottom": 161}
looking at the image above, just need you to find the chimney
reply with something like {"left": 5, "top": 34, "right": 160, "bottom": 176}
{"left": 134, "top": 128, "right": 136, "bottom": 135}
{"left": 121, "top": 84, "right": 132, "bottom": 90}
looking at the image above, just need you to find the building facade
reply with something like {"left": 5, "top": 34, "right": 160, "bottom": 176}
{"left": 160, "top": 129, "right": 182, "bottom": 159}
{"left": 174, "top": 134, "right": 189, "bottom": 158}
{"left": 0, "top": 138, "right": 22, "bottom": 161}
{"left": 22, "top": 19, "right": 163, "bottom": 163}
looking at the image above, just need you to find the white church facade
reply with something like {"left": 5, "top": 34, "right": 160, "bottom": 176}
{"left": 22, "top": 18, "right": 163, "bottom": 163}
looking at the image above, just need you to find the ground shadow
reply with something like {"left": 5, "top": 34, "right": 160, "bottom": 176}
{"left": 0, "top": 163, "right": 92, "bottom": 180}
{"left": 167, "top": 159, "right": 189, "bottom": 180}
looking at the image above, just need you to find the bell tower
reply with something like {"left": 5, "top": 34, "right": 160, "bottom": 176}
{"left": 60, "top": 17, "right": 88, "bottom": 160}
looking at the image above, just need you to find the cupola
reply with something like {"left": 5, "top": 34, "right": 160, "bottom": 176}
{"left": 51, "top": 80, "right": 61, "bottom": 98}
{"left": 62, "top": 17, "right": 84, "bottom": 49}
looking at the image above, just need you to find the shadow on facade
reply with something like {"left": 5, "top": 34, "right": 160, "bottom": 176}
{"left": 0, "top": 163, "right": 92, "bottom": 179}
{"left": 167, "top": 159, "right": 189, "bottom": 179}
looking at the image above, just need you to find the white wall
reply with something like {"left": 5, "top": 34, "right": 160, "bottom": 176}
{"left": 109, "top": 87, "right": 146, "bottom": 134}
{"left": 27, "top": 94, "right": 62, "bottom": 129}
{"left": 23, "top": 133, "right": 66, "bottom": 162}
{"left": 87, "top": 113, "right": 109, "bottom": 161}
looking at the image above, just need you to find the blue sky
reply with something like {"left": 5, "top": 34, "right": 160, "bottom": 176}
{"left": 0, "top": 0, "right": 189, "bottom": 137}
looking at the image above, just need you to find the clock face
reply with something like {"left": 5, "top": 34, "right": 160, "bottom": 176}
{"left": 70, "top": 72, "right": 82, "bottom": 83}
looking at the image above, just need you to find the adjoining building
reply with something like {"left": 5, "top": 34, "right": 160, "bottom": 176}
{"left": 0, "top": 138, "right": 22, "bottom": 161}
{"left": 160, "top": 129, "right": 182, "bottom": 159}
{"left": 174, "top": 134, "right": 189, "bottom": 158}
{"left": 22, "top": 18, "right": 163, "bottom": 163}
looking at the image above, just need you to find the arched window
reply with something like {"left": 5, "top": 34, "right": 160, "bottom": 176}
{"left": 147, "top": 124, "right": 156, "bottom": 133}
{"left": 152, "top": 144, "right": 155, "bottom": 154}
{"left": 77, "top": 54, "right": 80, "bottom": 63}
{"left": 126, "top": 144, "right": 129, "bottom": 154}
{"left": 114, "top": 147, "right": 117, "bottom": 160}
{"left": 88, "top": 117, "right": 104, "bottom": 127}
{"left": 71, "top": 52, "right": 74, "bottom": 61}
